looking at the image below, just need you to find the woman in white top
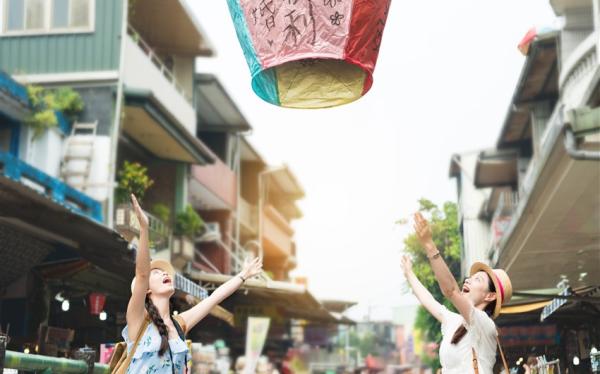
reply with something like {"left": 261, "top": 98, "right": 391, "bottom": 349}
{"left": 401, "top": 213, "right": 513, "bottom": 374}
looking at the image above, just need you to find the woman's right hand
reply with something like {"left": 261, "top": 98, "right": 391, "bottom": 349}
{"left": 400, "top": 254, "right": 413, "bottom": 276}
{"left": 131, "top": 194, "right": 149, "bottom": 229}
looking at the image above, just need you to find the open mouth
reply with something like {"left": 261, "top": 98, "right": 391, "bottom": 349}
{"left": 163, "top": 278, "right": 171, "bottom": 285}
{"left": 462, "top": 284, "right": 470, "bottom": 293}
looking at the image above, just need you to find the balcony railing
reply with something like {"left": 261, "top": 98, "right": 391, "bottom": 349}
{"left": 126, "top": 25, "right": 191, "bottom": 104}
{"left": 0, "top": 151, "right": 103, "bottom": 222}
{"left": 123, "top": 26, "right": 196, "bottom": 135}
{"left": 114, "top": 204, "right": 170, "bottom": 250}
{"left": 262, "top": 205, "right": 294, "bottom": 258}
{"left": 0, "top": 70, "right": 29, "bottom": 105}
{"left": 191, "top": 159, "right": 237, "bottom": 209}
{"left": 239, "top": 197, "right": 258, "bottom": 234}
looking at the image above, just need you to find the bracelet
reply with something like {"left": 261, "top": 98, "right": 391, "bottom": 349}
{"left": 428, "top": 251, "right": 441, "bottom": 260}
{"left": 238, "top": 275, "right": 247, "bottom": 282}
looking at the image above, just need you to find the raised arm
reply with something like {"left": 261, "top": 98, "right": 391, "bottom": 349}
{"left": 413, "top": 212, "right": 473, "bottom": 323}
{"left": 400, "top": 255, "right": 444, "bottom": 322}
{"left": 180, "top": 257, "right": 263, "bottom": 331}
{"left": 126, "top": 194, "right": 151, "bottom": 340}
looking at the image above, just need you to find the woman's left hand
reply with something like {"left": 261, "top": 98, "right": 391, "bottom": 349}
{"left": 240, "top": 256, "right": 263, "bottom": 280}
{"left": 413, "top": 212, "right": 434, "bottom": 250}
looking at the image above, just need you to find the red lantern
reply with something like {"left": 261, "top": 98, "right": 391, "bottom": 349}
{"left": 88, "top": 293, "right": 106, "bottom": 315}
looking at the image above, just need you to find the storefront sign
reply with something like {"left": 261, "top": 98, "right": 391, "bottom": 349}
{"left": 244, "top": 317, "right": 270, "bottom": 374}
{"left": 540, "top": 288, "right": 570, "bottom": 322}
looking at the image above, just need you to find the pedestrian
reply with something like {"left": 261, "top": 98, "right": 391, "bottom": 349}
{"left": 400, "top": 212, "right": 513, "bottom": 374}
{"left": 119, "top": 194, "right": 263, "bottom": 374}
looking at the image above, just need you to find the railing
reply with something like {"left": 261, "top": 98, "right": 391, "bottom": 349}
{"left": 0, "top": 151, "right": 103, "bottom": 222}
{"left": 2, "top": 350, "right": 109, "bottom": 373}
{"left": 114, "top": 204, "right": 170, "bottom": 250}
{"left": 239, "top": 197, "right": 258, "bottom": 233}
{"left": 126, "top": 25, "right": 191, "bottom": 104}
{"left": 0, "top": 70, "right": 29, "bottom": 105}
{"left": 489, "top": 191, "right": 519, "bottom": 261}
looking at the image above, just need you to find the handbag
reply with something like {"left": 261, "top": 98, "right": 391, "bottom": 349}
{"left": 472, "top": 334, "right": 510, "bottom": 374}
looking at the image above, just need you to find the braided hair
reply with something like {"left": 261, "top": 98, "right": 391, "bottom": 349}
{"left": 145, "top": 295, "right": 169, "bottom": 356}
{"left": 451, "top": 274, "right": 496, "bottom": 344}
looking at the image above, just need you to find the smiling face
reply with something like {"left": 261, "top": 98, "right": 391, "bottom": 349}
{"left": 461, "top": 271, "right": 497, "bottom": 308}
{"left": 148, "top": 268, "right": 175, "bottom": 297}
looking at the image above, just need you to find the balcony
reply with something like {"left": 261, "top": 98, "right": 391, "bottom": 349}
{"left": 114, "top": 204, "right": 170, "bottom": 251}
{"left": 262, "top": 205, "right": 294, "bottom": 258}
{"left": 0, "top": 151, "right": 103, "bottom": 222}
{"left": 239, "top": 197, "right": 258, "bottom": 235}
{"left": 122, "top": 27, "right": 196, "bottom": 136}
{"left": 190, "top": 159, "right": 237, "bottom": 210}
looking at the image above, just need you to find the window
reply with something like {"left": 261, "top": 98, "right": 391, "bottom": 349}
{"left": 3, "top": 0, "right": 93, "bottom": 34}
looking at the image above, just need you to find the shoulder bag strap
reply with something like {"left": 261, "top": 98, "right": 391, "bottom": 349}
{"left": 472, "top": 347, "right": 480, "bottom": 374}
{"left": 496, "top": 334, "right": 510, "bottom": 374}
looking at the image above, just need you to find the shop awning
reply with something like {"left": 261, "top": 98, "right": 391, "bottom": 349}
{"left": 474, "top": 149, "right": 519, "bottom": 188}
{"left": 0, "top": 175, "right": 133, "bottom": 277}
{"left": 123, "top": 88, "right": 216, "bottom": 165}
{"left": 497, "top": 31, "right": 558, "bottom": 149}
{"left": 195, "top": 74, "right": 251, "bottom": 132}
{"left": 189, "top": 271, "right": 344, "bottom": 324}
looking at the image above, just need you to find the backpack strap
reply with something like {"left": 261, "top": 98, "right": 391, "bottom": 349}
{"left": 113, "top": 318, "right": 150, "bottom": 374}
{"left": 172, "top": 315, "right": 187, "bottom": 339}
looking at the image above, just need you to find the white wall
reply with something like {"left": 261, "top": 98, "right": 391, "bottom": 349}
{"left": 455, "top": 152, "right": 492, "bottom": 277}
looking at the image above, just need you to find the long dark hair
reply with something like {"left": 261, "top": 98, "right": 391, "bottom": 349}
{"left": 145, "top": 295, "right": 169, "bottom": 356}
{"left": 451, "top": 273, "right": 496, "bottom": 344}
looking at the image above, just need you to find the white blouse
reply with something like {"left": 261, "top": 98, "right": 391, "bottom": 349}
{"left": 438, "top": 305, "right": 498, "bottom": 374}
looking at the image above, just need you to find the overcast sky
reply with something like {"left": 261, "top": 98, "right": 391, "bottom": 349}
{"left": 188, "top": 1, "right": 557, "bottom": 311}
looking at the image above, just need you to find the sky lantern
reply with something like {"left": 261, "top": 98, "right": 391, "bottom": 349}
{"left": 227, "top": 0, "right": 391, "bottom": 109}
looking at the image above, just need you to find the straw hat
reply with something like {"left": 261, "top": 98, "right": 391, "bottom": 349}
{"left": 470, "top": 262, "right": 513, "bottom": 319}
{"left": 130, "top": 259, "right": 176, "bottom": 293}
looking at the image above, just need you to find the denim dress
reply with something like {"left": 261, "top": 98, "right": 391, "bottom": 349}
{"left": 121, "top": 322, "right": 188, "bottom": 374}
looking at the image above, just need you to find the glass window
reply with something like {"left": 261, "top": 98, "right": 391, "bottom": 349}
{"left": 6, "top": 0, "right": 25, "bottom": 31}
{"left": 70, "top": 0, "right": 89, "bottom": 28}
{"left": 52, "top": 0, "right": 69, "bottom": 28}
{"left": 25, "top": 0, "right": 44, "bottom": 30}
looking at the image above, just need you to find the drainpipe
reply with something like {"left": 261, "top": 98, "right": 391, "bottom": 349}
{"left": 563, "top": 107, "right": 600, "bottom": 161}
{"left": 106, "top": 0, "right": 130, "bottom": 228}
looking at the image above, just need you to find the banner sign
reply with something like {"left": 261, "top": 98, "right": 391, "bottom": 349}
{"left": 244, "top": 317, "right": 271, "bottom": 374}
{"left": 540, "top": 288, "right": 570, "bottom": 322}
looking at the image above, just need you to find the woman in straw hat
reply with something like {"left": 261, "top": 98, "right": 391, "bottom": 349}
{"left": 400, "top": 213, "right": 512, "bottom": 374}
{"left": 123, "top": 195, "right": 263, "bottom": 373}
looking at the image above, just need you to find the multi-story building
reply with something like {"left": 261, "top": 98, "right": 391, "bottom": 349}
{"left": 450, "top": 0, "right": 599, "bottom": 370}
{"left": 0, "top": 1, "right": 336, "bottom": 366}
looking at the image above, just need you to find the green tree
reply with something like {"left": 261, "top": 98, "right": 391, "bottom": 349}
{"left": 403, "top": 198, "right": 461, "bottom": 370}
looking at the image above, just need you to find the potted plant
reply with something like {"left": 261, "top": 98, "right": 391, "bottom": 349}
{"left": 114, "top": 161, "right": 154, "bottom": 241}
{"left": 171, "top": 205, "right": 204, "bottom": 269}
{"left": 25, "top": 85, "right": 84, "bottom": 138}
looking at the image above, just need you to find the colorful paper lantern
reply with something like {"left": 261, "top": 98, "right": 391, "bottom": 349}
{"left": 227, "top": 0, "right": 391, "bottom": 109}
{"left": 88, "top": 293, "right": 106, "bottom": 315}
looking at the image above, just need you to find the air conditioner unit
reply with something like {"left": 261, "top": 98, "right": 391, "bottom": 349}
{"left": 196, "top": 222, "right": 221, "bottom": 243}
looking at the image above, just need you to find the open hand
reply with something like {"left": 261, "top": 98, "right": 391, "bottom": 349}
{"left": 131, "top": 194, "right": 149, "bottom": 229}
{"left": 400, "top": 254, "right": 413, "bottom": 276}
{"left": 413, "top": 212, "right": 434, "bottom": 250}
{"left": 241, "top": 257, "right": 263, "bottom": 280}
